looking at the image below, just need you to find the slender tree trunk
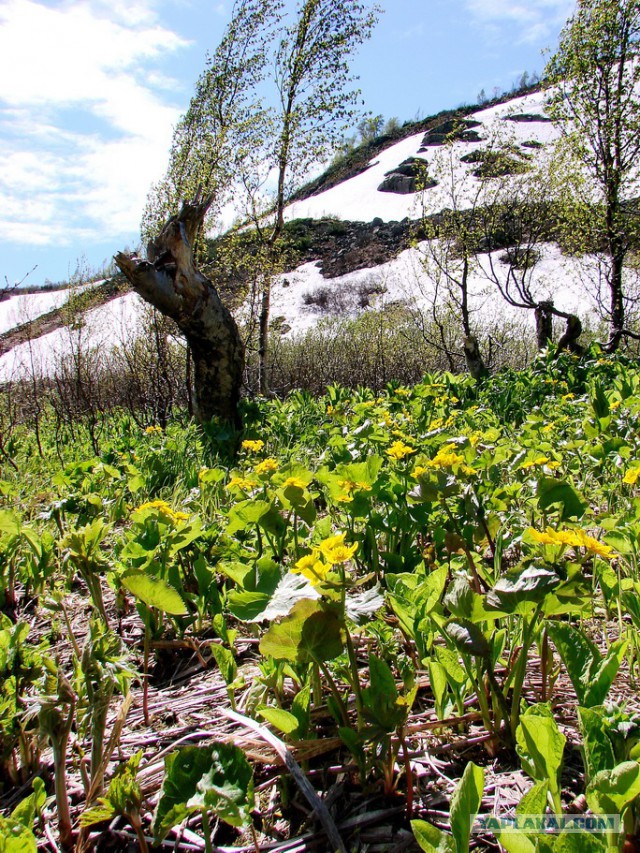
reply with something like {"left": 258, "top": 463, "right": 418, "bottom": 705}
{"left": 604, "top": 251, "right": 625, "bottom": 353}
{"left": 460, "top": 257, "right": 487, "bottom": 379}
{"left": 463, "top": 335, "right": 488, "bottom": 380}
{"left": 258, "top": 275, "right": 271, "bottom": 396}
{"left": 603, "top": 184, "right": 625, "bottom": 353}
{"left": 115, "top": 195, "right": 244, "bottom": 426}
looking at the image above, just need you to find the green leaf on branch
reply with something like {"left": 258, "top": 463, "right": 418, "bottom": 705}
{"left": 516, "top": 703, "right": 565, "bottom": 806}
{"left": 586, "top": 760, "right": 640, "bottom": 815}
{"left": 444, "top": 619, "right": 490, "bottom": 658}
{"left": 486, "top": 567, "right": 560, "bottom": 614}
{"left": 450, "top": 761, "right": 484, "bottom": 853}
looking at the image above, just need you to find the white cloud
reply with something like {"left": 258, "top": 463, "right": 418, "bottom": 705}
{"left": 0, "top": 0, "right": 188, "bottom": 248}
{"left": 465, "top": 0, "right": 574, "bottom": 44}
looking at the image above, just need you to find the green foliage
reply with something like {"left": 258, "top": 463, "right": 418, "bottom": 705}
{"left": 412, "top": 762, "right": 484, "bottom": 852}
{"left": 546, "top": 622, "right": 626, "bottom": 707}
{"left": 153, "top": 743, "right": 254, "bottom": 839}
{"left": 7, "top": 352, "right": 640, "bottom": 848}
{"left": 516, "top": 703, "right": 566, "bottom": 813}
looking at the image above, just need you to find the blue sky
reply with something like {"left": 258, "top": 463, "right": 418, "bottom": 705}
{"left": 0, "top": 0, "right": 575, "bottom": 287}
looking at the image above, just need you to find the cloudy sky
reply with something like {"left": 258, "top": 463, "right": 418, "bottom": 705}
{"left": 0, "top": 0, "right": 575, "bottom": 287}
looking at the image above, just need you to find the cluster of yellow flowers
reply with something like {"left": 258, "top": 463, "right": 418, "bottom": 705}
{"left": 241, "top": 439, "right": 265, "bottom": 453}
{"left": 291, "top": 533, "right": 358, "bottom": 585}
{"left": 386, "top": 440, "right": 416, "bottom": 460}
{"left": 412, "top": 444, "right": 474, "bottom": 477}
{"left": 254, "top": 458, "right": 279, "bottom": 476}
{"left": 520, "top": 456, "right": 560, "bottom": 470}
{"left": 226, "top": 476, "right": 259, "bottom": 491}
{"left": 336, "top": 479, "right": 372, "bottom": 503}
{"left": 527, "top": 527, "right": 614, "bottom": 560}
{"left": 282, "top": 476, "right": 308, "bottom": 490}
{"left": 144, "top": 425, "right": 163, "bottom": 434}
{"left": 133, "top": 500, "right": 189, "bottom": 523}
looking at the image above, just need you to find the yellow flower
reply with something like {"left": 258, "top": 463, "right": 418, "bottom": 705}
{"left": 527, "top": 528, "right": 576, "bottom": 547}
{"left": 282, "top": 476, "right": 307, "bottom": 490}
{"left": 339, "top": 479, "right": 372, "bottom": 495}
{"left": 291, "top": 551, "right": 329, "bottom": 585}
{"left": 395, "top": 387, "right": 411, "bottom": 397}
{"left": 428, "top": 444, "right": 474, "bottom": 475}
{"left": 326, "top": 405, "right": 336, "bottom": 416}
{"left": 241, "top": 439, "right": 264, "bottom": 453}
{"left": 412, "top": 466, "right": 428, "bottom": 479}
{"left": 520, "top": 456, "right": 550, "bottom": 469}
{"left": 387, "top": 440, "right": 416, "bottom": 460}
{"left": 574, "top": 530, "right": 614, "bottom": 560}
{"left": 319, "top": 533, "right": 358, "bottom": 564}
{"left": 226, "top": 476, "right": 259, "bottom": 491}
{"left": 527, "top": 527, "right": 613, "bottom": 560}
{"left": 135, "top": 499, "right": 172, "bottom": 515}
{"left": 133, "top": 500, "right": 187, "bottom": 524}
{"left": 623, "top": 465, "right": 640, "bottom": 485}
{"left": 392, "top": 429, "right": 410, "bottom": 439}
{"left": 561, "top": 393, "right": 575, "bottom": 401}
{"left": 255, "top": 458, "right": 279, "bottom": 476}
{"left": 145, "top": 425, "right": 162, "bottom": 434}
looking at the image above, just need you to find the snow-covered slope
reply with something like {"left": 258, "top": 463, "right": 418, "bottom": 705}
{"left": 285, "top": 91, "right": 556, "bottom": 223}
{"left": 0, "top": 292, "right": 146, "bottom": 381}
{"left": 268, "top": 241, "right": 597, "bottom": 337}
{"left": 0, "top": 87, "right": 618, "bottom": 382}
{"left": 0, "top": 283, "right": 99, "bottom": 335}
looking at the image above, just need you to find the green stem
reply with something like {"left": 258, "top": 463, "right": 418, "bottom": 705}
{"left": 340, "top": 565, "right": 364, "bottom": 728}
{"left": 293, "top": 512, "right": 299, "bottom": 557}
{"left": 143, "top": 618, "right": 151, "bottom": 726}
{"left": 509, "top": 607, "right": 542, "bottom": 735}
{"left": 318, "top": 660, "right": 349, "bottom": 727}
{"left": 90, "top": 686, "right": 112, "bottom": 797}
{"left": 345, "top": 630, "right": 364, "bottom": 728}
{"left": 61, "top": 600, "right": 82, "bottom": 660}
{"left": 129, "top": 811, "right": 150, "bottom": 853}
{"left": 201, "top": 809, "right": 213, "bottom": 853}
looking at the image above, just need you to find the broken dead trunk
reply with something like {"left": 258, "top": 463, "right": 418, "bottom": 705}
{"left": 115, "top": 195, "right": 245, "bottom": 426}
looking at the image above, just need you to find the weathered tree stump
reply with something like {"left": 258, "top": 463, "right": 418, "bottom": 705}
{"left": 115, "top": 195, "right": 245, "bottom": 426}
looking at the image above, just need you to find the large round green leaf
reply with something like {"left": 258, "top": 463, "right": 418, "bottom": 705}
{"left": 120, "top": 569, "right": 188, "bottom": 615}
{"left": 259, "top": 599, "right": 344, "bottom": 663}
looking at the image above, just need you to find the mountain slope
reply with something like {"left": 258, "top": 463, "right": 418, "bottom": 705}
{"left": 0, "top": 85, "right": 619, "bottom": 381}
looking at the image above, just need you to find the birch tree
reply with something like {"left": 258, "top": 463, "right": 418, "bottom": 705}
{"left": 545, "top": 0, "right": 640, "bottom": 351}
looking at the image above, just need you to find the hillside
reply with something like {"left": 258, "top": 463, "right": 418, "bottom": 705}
{"left": 0, "top": 84, "right": 629, "bottom": 385}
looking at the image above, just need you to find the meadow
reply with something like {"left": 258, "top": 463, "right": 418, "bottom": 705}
{"left": 2, "top": 346, "right": 640, "bottom": 852}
